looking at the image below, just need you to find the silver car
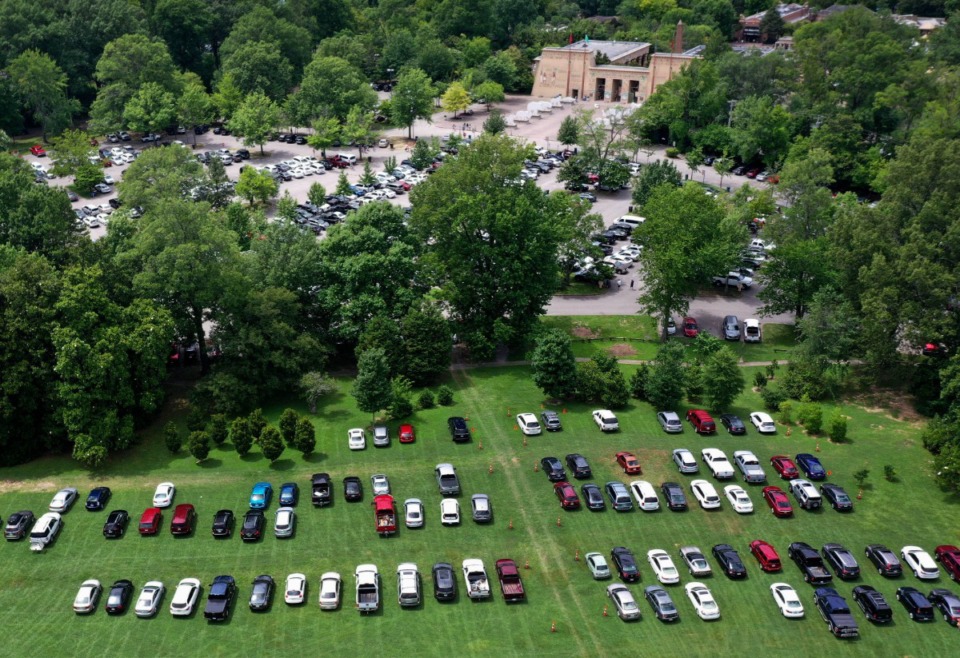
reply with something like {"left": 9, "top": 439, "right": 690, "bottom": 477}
{"left": 672, "top": 448, "right": 699, "bottom": 474}
{"left": 372, "top": 425, "right": 390, "bottom": 447}
{"left": 274, "top": 507, "right": 296, "bottom": 538}
{"left": 657, "top": 411, "right": 683, "bottom": 433}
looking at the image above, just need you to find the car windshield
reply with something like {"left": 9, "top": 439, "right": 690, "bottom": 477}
{"left": 836, "top": 493, "right": 850, "bottom": 503}
{"left": 251, "top": 494, "right": 263, "bottom": 501}
{"left": 777, "top": 500, "right": 790, "bottom": 508}
{"left": 693, "top": 558, "right": 707, "bottom": 568}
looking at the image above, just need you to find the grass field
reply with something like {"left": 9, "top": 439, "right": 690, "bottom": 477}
{"left": 0, "top": 365, "right": 957, "bottom": 657}
{"left": 538, "top": 315, "right": 796, "bottom": 362}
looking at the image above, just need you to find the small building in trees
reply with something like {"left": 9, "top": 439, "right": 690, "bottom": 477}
{"left": 531, "top": 23, "right": 700, "bottom": 104}
{"left": 737, "top": 4, "right": 811, "bottom": 42}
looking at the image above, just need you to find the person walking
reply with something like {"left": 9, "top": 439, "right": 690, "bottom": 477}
{"left": 630, "top": 279, "right": 635, "bottom": 289}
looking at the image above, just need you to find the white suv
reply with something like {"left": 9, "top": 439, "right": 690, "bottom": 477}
{"left": 593, "top": 410, "right": 619, "bottom": 432}
{"left": 516, "top": 413, "right": 542, "bottom": 435}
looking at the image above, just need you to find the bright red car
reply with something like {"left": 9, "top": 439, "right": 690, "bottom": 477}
{"left": 746, "top": 168, "right": 761, "bottom": 179}
{"left": 138, "top": 508, "right": 163, "bottom": 535}
{"left": 170, "top": 504, "right": 196, "bottom": 536}
{"left": 770, "top": 455, "right": 799, "bottom": 480}
{"left": 682, "top": 317, "right": 699, "bottom": 338}
{"left": 749, "top": 540, "right": 782, "bottom": 572}
{"left": 936, "top": 545, "right": 960, "bottom": 582}
{"left": 554, "top": 482, "right": 581, "bottom": 509}
{"left": 762, "top": 486, "right": 794, "bottom": 517}
{"left": 615, "top": 452, "right": 643, "bottom": 475}
{"left": 30, "top": 144, "right": 46, "bottom": 157}
{"left": 686, "top": 409, "right": 716, "bottom": 434}
{"left": 398, "top": 424, "right": 416, "bottom": 444}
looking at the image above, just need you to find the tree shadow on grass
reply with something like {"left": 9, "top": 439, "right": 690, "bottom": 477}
{"left": 241, "top": 453, "right": 264, "bottom": 463}
{"left": 198, "top": 458, "right": 222, "bottom": 469}
{"left": 304, "top": 452, "right": 327, "bottom": 464}
{"left": 269, "top": 459, "right": 295, "bottom": 471}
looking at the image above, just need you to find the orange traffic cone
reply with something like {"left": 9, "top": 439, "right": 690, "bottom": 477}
{"left": 574, "top": 548, "right": 580, "bottom": 561}
{"left": 488, "top": 463, "right": 494, "bottom": 474}
{"left": 478, "top": 439, "right": 483, "bottom": 450}
{"left": 556, "top": 516, "right": 562, "bottom": 528}
{"left": 509, "top": 519, "right": 514, "bottom": 530}
{"left": 522, "top": 436, "right": 528, "bottom": 447}
{"left": 603, "top": 605, "right": 609, "bottom": 617}
{"left": 562, "top": 408, "right": 567, "bottom": 414}
{"left": 815, "top": 440, "right": 821, "bottom": 453}
{"left": 857, "top": 488, "right": 863, "bottom": 500}
{"left": 550, "top": 621, "right": 557, "bottom": 633}
{"left": 524, "top": 560, "right": 530, "bottom": 569}
{"left": 534, "top": 461, "right": 538, "bottom": 472}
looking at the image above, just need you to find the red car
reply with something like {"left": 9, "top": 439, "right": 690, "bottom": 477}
{"left": 936, "top": 545, "right": 960, "bottom": 582}
{"left": 326, "top": 156, "right": 349, "bottom": 168}
{"left": 746, "top": 168, "right": 761, "bottom": 179}
{"left": 762, "top": 486, "right": 794, "bottom": 517}
{"left": 682, "top": 317, "right": 699, "bottom": 338}
{"left": 398, "top": 424, "right": 416, "bottom": 444}
{"left": 138, "top": 508, "right": 163, "bottom": 535}
{"left": 615, "top": 452, "right": 643, "bottom": 475}
{"left": 554, "top": 482, "right": 581, "bottom": 509}
{"left": 686, "top": 409, "right": 716, "bottom": 434}
{"left": 749, "top": 540, "right": 782, "bottom": 572}
{"left": 770, "top": 455, "right": 799, "bottom": 480}
{"left": 29, "top": 145, "right": 46, "bottom": 157}
{"left": 170, "top": 504, "right": 196, "bottom": 536}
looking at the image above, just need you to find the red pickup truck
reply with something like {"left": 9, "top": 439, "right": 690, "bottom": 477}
{"left": 374, "top": 495, "right": 397, "bottom": 536}
{"left": 495, "top": 559, "right": 525, "bottom": 602}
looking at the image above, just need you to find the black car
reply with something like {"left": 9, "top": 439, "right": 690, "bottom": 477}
{"left": 249, "top": 575, "right": 274, "bottom": 611}
{"left": 433, "top": 562, "right": 457, "bottom": 601}
{"left": 659, "top": 482, "right": 688, "bottom": 511}
{"left": 311, "top": 473, "right": 332, "bottom": 506}
{"left": 853, "top": 585, "right": 893, "bottom": 622}
{"left": 820, "top": 484, "right": 854, "bottom": 511}
{"left": 897, "top": 587, "right": 934, "bottom": 621}
{"left": 822, "top": 543, "right": 861, "bottom": 580}
{"left": 541, "top": 410, "right": 562, "bottom": 431}
{"left": 105, "top": 579, "right": 134, "bottom": 615}
{"left": 343, "top": 476, "right": 363, "bottom": 502}
{"left": 644, "top": 585, "right": 680, "bottom": 622}
{"left": 719, "top": 414, "right": 746, "bottom": 435}
{"left": 447, "top": 417, "right": 471, "bottom": 443}
{"left": 211, "top": 509, "right": 234, "bottom": 538}
{"left": 279, "top": 482, "right": 299, "bottom": 507}
{"left": 565, "top": 454, "right": 591, "bottom": 479}
{"left": 712, "top": 544, "right": 747, "bottom": 579}
{"left": 928, "top": 588, "right": 960, "bottom": 626}
{"left": 864, "top": 544, "right": 902, "bottom": 577}
{"left": 236, "top": 149, "right": 250, "bottom": 159}
{"left": 580, "top": 483, "right": 605, "bottom": 511}
{"left": 732, "top": 165, "right": 746, "bottom": 175}
{"left": 102, "top": 510, "right": 129, "bottom": 538}
{"left": 4, "top": 510, "right": 35, "bottom": 540}
{"left": 611, "top": 547, "right": 641, "bottom": 583}
{"left": 85, "top": 487, "right": 111, "bottom": 511}
{"left": 240, "top": 510, "right": 265, "bottom": 542}
{"left": 540, "top": 457, "right": 567, "bottom": 482}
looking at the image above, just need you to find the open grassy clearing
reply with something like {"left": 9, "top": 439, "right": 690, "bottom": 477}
{"left": 0, "top": 365, "right": 956, "bottom": 657}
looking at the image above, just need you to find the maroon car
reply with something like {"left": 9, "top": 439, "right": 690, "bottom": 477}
{"left": 554, "top": 482, "right": 581, "bottom": 510}
{"left": 936, "top": 545, "right": 960, "bottom": 582}
{"left": 138, "top": 508, "right": 163, "bottom": 535}
{"left": 763, "top": 486, "right": 794, "bottom": 518}
{"left": 770, "top": 455, "right": 799, "bottom": 480}
{"left": 750, "top": 540, "right": 783, "bottom": 572}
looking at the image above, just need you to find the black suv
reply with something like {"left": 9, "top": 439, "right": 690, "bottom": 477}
{"left": 343, "top": 476, "right": 363, "bottom": 502}
{"left": 865, "top": 544, "right": 902, "bottom": 577}
{"left": 565, "top": 454, "right": 591, "bottom": 479}
{"left": 541, "top": 410, "right": 562, "bottom": 431}
{"left": 447, "top": 417, "right": 471, "bottom": 443}
{"left": 540, "top": 457, "right": 566, "bottom": 482}
{"left": 102, "top": 510, "right": 129, "bottom": 538}
{"left": 211, "top": 509, "right": 234, "bottom": 538}
{"left": 611, "top": 547, "right": 640, "bottom": 583}
{"left": 897, "top": 587, "right": 934, "bottom": 621}
{"left": 852, "top": 586, "right": 893, "bottom": 623}
{"left": 822, "top": 543, "right": 861, "bottom": 580}
{"left": 240, "top": 510, "right": 264, "bottom": 542}
{"left": 85, "top": 487, "right": 111, "bottom": 511}
{"left": 4, "top": 510, "right": 35, "bottom": 540}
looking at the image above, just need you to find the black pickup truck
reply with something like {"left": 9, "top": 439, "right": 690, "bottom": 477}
{"left": 203, "top": 575, "right": 236, "bottom": 622}
{"left": 311, "top": 473, "right": 332, "bottom": 507}
{"left": 814, "top": 587, "right": 860, "bottom": 638}
{"left": 789, "top": 542, "right": 833, "bottom": 585}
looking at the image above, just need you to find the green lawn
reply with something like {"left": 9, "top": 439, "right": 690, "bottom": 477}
{"left": 539, "top": 315, "right": 796, "bottom": 362}
{"left": 0, "top": 366, "right": 956, "bottom": 657}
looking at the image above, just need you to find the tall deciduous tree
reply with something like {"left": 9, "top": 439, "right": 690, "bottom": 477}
{"left": 235, "top": 166, "right": 279, "bottom": 206}
{"left": 178, "top": 81, "right": 213, "bottom": 144}
{"left": 730, "top": 95, "right": 794, "bottom": 168}
{"left": 400, "top": 304, "right": 452, "bottom": 385}
{"left": 7, "top": 50, "right": 78, "bottom": 138}
{"left": 117, "top": 144, "right": 205, "bottom": 214}
{"left": 758, "top": 239, "right": 835, "bottom": 318}
{"left": 221, "top": 40, "right": 293, "bottom": 101}
{"left": 123, "top": 82, "right": 177, "bottom": 135}
{"left": 295, "top": 55, "right": 377, "bottom": 122}
{"left": 631, "top": 159, "right": 681, "bottom": 210}
{"left": 441, "top": 82, "right": 471, "bottom": 118}
{"left": 230, "top": 92, "right": 281, "bottom": 155}
{"left": 352, "top": 348, "right": 394, "bottom": 422}
{"left": 390, "top": 68, "right": 435, "bottom": 139}
{"left": 531, "top": 329, "right": 578, "bottom": 400}
{"left": 703, "top": 346, "right": 745, "bottom": 411}
{"left": 645, "top": 341, "right": 687, "bottom": 410}
{"left": 483, "top": 109, "right": 507, "bottom": 135}
{"left": 557, "top": 115, "right": 580, "bottom": 147}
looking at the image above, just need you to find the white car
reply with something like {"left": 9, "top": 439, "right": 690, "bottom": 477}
{"left": 49, "top": 487, "right": 78, "bottom": 512}
{"left": 647, "top": 549, "right": 681, "bottom": 584}
{"left": 440, "top": 498, "right": 460, "bottom": 525}
{"left": 134, "top": 581, "right": 165, "bottom": 617}
{"left": 629, "top": 480, "right": 660, "bottom": 511}
{"left": 404, "top": 498, "right": 424, "bottom": 528}
{"left": 371, "top": 474, "right": 390, "bottom": 495}
{"left": 396, "top": 563, "right": 421, "bottom": 607}
{"left": 516, "top": 412, "right": 542, "bottom": 436}
{"left": 319, "top": 572, "right": 342, "bottom": 610}
{"left": 685, "top": 582, "right": 720, "bottom": 620}
{"left": 723, "top": 485, "right": 754, "bottom": 514}
{"left": 348, "top": 428, "right": 366, "bottom": 450}
{"left": 701, "top": 448, "right": 734, "bottom": 479}
{"left": 750, "top": 411, "right": 776, "bottom": 433}
{"left": 592, "top": 409, "right": 619, "bottom": 432}
{"left": 606, "top": 583, "right": 641, "bottom": 621}
{"left": 73, "top": 579, "right": 102, "bottom": 614}
{"left": 586, "top": 552, "right": 611, "bottom": 579}
{"left": 152, "top": 482, "right": 175, "bottom": 508}
{"left": 169, "top": 577, "right": 201, "bottom": 616}
{"left": 274, "top": 507, "right": 296, "bottom": 538}
{"left": 770, "top": 582, "right": 804, "bottom": 618}
{"left": 672, "top": 448, "right": 698, "bottom": 473}
{"left": 901, "top": 546, "right": 940, "bottom": 580}
{"left": 285, "top": 573, "right": 307, "bottom": 605}
{"left": 103, "top": 174, "right": 116, "bottom": 185}
{"left": 690, "top": 480, "right": 721, "bottom": 509}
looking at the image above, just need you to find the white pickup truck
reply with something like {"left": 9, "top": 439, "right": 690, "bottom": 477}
{"left": 712, "top": 272, "right": 753, "bottom": 289}
{"left": 462, "top": 559, "right": 491, "bottom": 599}
{"left": 355, "top": 564, "right": 380, "bottom": 613}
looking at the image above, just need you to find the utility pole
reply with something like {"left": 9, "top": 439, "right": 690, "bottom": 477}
{"left": 727, "top": 99, "right": 738, "bottom": 127}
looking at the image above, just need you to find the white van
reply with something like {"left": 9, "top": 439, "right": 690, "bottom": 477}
{"left": 336, "top": 153, "right": 357, "bottom": 166}
{"left": 743, "top": 319, "right": 762, "bottom": 343}
{"left": 630, "top": 481, "right": 660, "bottom": 512}
{"left": 618, "top": 215, "right": 646, "bottom": 230}
{"left": 29, "top": 512, "right": 62, "bottom": 552}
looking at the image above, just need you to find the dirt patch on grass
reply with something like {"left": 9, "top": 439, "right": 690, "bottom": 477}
{"left": 571, "top": 324, "right": 600, "bottom": 339}
{"left": 607, "top": 343, "right": 637, "bottom": 357}
{"left": 850, "top": 387, "right": 925, "bottom": 424}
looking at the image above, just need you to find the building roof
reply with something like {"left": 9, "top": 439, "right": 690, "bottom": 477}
{"left": 816, "top": 5, "right": 871, "bottom": 20}
{"left": 561, "top": 40, "right": 649, "bottom": 63}
{"left": 743, "top": 3, "right": 810, "bottom": 25}
{"left": 892, "top": 14, "right": 947, "bottom": 31}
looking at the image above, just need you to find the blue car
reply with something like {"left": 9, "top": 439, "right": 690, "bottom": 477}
{"left": 279, "top": 482, "right": 299, "bottom": 507}
{"left": 249, "top": 482, "right": 272, "bottom": 509}
{"left": 795, "top": 453, "right": 826, "bottom": 481}
{"left": 85, "top": 486, "right": 112, "bottom": 511}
